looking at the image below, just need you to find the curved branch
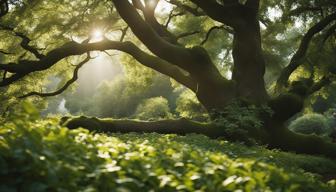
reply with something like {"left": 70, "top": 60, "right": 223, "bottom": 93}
{"left": 18, "top": 54, "right": 91, "bottom": 98}
{"left": 112, "top": 0, "right": 194, "bottom": 72}
{"left": 141, "top": 1, "right": 178, "bottom": 44}
{"left": 165, "top": 10, "right": 183, "bottom": 27}
{"left": 0, "top": 39, "right": 196, "bottom": 91}
{"left": 200, "top": 25, "right": 233, "bottom": 45}
{"left": 0, "top": 73, "right": 25, "bottom": 87}
{"left": 276, "top": 12, "right": 336, "bottom": 89}
{"left": 0, "top": 24, "right": 45, "bottom": 59}
{"left": 112, "top": 0, "right": 226, "bottom": 85}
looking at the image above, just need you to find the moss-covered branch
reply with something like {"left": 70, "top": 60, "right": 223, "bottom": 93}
{"left": 63, "top": 116, "right": 336, "bottom": 159}
{"left": 63, "top": 116, "right": 225, "bottom": 138}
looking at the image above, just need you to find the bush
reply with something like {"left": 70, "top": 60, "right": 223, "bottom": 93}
{"left": 175, "top": 90, "right": 209, "bottom": 121}
{"left": 289, "top": 114, "right": 331, "bottom": 136}
{"left": 134, "top": 97, "right": 173, "bottom": 120}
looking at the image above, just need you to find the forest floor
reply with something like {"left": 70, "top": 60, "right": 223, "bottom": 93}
{"left": 1, "top": 114, "right": 336, "bottom": 191}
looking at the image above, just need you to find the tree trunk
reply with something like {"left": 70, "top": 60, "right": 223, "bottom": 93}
{"left": 232, "top": 19, "right": 268, "bottom": 103}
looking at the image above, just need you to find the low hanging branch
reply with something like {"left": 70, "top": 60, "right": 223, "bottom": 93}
{"left": 0, "top": 38, "right": 196, "bottom": 91}
{"left": 63, "top": 115, "right": 336, "bottom": 158}
{"left": 18, "top": 54, "right": 91, "bottom": 98}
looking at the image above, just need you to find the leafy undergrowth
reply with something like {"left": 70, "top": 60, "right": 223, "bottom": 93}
{"left": 1, "top": 108, "right": 336, "bottom": 191}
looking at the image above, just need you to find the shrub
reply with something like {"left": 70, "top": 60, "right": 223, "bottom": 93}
{"left": 175, "top": 90, "right": 209, "bottom": 121}
{"left": 289, "top": 113, "right": 331, "bottom": 136}
{"left": 134, "top": 97, "right": 173, "bottom": 120}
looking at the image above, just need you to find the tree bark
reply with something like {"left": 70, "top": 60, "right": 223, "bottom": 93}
{"left": 231, "top": 16, "right": 268, "bottom": 103}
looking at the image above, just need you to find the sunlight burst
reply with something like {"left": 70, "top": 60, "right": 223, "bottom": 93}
{"left": 91, "top": 29, "right": 104, "bottom": 42}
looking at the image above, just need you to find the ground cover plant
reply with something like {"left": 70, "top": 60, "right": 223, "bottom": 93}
{"left": 1, "top": 104, "right": 336, "bottom": 191}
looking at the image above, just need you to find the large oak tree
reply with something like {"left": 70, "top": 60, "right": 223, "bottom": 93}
{"left": 1, "top": 0, "right": 336, "bottom": 157}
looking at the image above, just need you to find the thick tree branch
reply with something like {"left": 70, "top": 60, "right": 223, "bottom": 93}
{"left": 0, "top": 39, "right": 196, "bottom": 91}
{"left": 0, "top": 73, "right": 25, "bottom": 87}
{"left": 64, "top": 116, "right": 336, "bottom": 158}
{"left": 18, "top": 54, "right": 91, "bottom": 98}
{"left": 276, "top": 12, "right": 336, "bottom": 89}
{"left": 112, "top": 0, "right": 194, "bottom": 71}
{"left": 112, "top": 0, "right": 224, "bottom": 83}
{"left": 64, "top": 116, "right": 226, "bottom": 139}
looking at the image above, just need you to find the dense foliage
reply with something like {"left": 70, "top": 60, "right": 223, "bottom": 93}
{"left": 289, "top": 113, "right": 331, "bottom": 136}
{"left": 134, "top": 97, "right": 173, "bottom": 120}
{"left": 1, "top": 104, "right": 336, "bottom": 191}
